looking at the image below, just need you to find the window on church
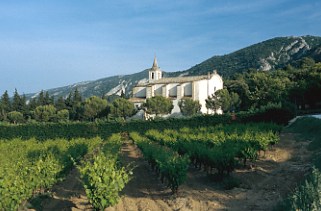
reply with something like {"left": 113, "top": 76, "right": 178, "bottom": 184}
{"left": 151, "top": 72, "right": 154, "bottom": 79}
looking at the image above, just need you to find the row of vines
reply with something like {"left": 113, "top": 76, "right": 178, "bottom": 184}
{"left": 130, "top": 132, "right": 189, "bottom": 194}
{"left": 0, "top": 137, "right": 102, "bottom": 210}
{"left": 0, "top": 134, "right": 132, "bottom": 211}
{"left": 0, "top": 119, "right": 282, "bottom": 210}
{"left": 77, "top": 133, "right": 131, "bottom": 210}
{"left": 128, "top": 122, "right": 281, "bottom": 192}
{"left": 145, "top": 123, "right": 280, "bottom": 175}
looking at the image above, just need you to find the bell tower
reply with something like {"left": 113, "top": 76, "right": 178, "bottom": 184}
{"left": 149, "top": 56, "right": 162, "bottom": 81}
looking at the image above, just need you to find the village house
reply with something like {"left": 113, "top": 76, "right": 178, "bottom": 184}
{"left": 130, "top": 57, "right": 223, "bottom": 116}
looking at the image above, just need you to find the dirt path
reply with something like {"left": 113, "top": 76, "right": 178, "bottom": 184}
{"left": 40, "top": 168, "right": 92, "bottom": 211}
{"left": 106, "top": 141, "right": 173, "bottom": 211}
{"left": 34, "top": 132, "right": 312, "bottom": 211}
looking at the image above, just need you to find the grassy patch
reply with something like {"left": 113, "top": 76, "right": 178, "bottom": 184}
{"left": 275, "top": 117, "right": 321, "bottom": 210}
{"left": 286, "top": 117, "right": 321, "bottom": 150}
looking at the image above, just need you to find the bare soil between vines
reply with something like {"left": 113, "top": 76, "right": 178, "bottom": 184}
{"left": 29, "top": 132, "right": 312, "bottom": 211}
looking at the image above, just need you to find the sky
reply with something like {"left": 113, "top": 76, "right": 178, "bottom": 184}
{"left": 0, "top": 0, "right": 321, "bottom": 95}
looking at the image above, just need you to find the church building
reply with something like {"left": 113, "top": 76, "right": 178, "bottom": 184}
{"left": 131, "top": 57, "right": 223, "bottom": 116}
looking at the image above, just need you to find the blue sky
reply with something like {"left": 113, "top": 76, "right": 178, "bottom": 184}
{"left": 0, "top": 0, "right": 321, "bottom": 95}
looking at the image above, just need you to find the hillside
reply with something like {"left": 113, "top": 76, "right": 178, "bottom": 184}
{"left": 182, "top": 35, "right": 321, "bottom": 77}
{"left": 27, "top": 35, "right": 321, "bottom": 99}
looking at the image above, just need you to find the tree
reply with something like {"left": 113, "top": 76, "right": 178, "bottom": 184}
{"left": 120, "top": 90, "right": 125, "bottom": 98}
{"left": 229, "top": 92, "right": 241, "bottom": 111}
{"left": 0, "top": 90, "right": 11, "bottom": 120}
{"left": 44, "top": 91, "right": 53, "bottom": 105}
{"left": 214, "top": 89, "right": 241, "bottom": 112}
{"left": 300, "top": 57, "right": 315, "bottom": 69}
{"left": 34, "top": 105, "right": 57, "bottom": 122}
{"left": 144, "top": 96, "right": 173, "bottom": 116}
{"left": 206, "top": 93, "right": 221, "bottom": 113}
{"left": 7, "top": 111, "right": 24, "bottom": 124}
{"left": 73, "top": 88, "right": 82, "bottom": 104}
{"left": 12, "top": 89, "right": 23, "bottom": 112}
{"left": 226, "top": 78, "right": 251, "bottom": 110}
{"left": 27, "top": 98, "right": 38, "bottom": 112}
{"left": 56, "top": 109, "right": 69, "bottom": 122}
{"left": 178, "top": 98, "right": 201, "bottom": 116}
{"left": 83, "top": 96, "right": 108, "bottom": 121}
{"left": 55, "top": 96, "right": 66, "bottom": 111}
{"left": 66, "top": 89, "right": 84, "bottom": 121}
{"left": 111, "top": 98, "right": 135, "bottom": 119}
{"left": 37, "top": 90, "right": 46, "bottom": 106}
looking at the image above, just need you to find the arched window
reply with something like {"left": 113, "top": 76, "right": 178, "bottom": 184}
{"left": 151, "top": 72, "right": 154, "bottom": 79}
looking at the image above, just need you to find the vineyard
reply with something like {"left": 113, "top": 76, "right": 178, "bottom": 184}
{"left": 0, "top": 137, "right": 102, "bottom": 210}
{"left": 0, "top": 116, "right": 288, "bottom": 210}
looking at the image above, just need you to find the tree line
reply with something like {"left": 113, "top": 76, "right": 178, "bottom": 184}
{"left": 206, "top": 57, "right": 321, "bottom": 114}
{"left": 0, "top": 89, "right": 138, "bottom": 123}
{"left": 1, "top": 57, "right": 320, "bottom": 123}
{"left": 0, "top": 88, "right": 200, "bottom": 124}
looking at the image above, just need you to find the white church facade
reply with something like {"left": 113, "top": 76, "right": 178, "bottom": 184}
{"left": 130, "top": 57, "right": 223, "bottom": 116}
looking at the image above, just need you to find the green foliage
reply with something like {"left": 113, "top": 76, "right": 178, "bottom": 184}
{"left": 131, "top": 122, "right": 279, "bottom": 191}
{"left": 208, "top": 89, "right": 241, "bottom": 112}
{"left": 56, "top": 109, "right": 69, "bottom": 122}
{"left": 83, "top": 96, "right": 108, "bottom": 121}
{"left": 144, "top": 122, "right": 280, "bottom": 177}
{"left": 111, "top": 98, "right": 135, "bottom": 119}
{"left": 178, "top": 98, "right": 201, "bottom": 116}
{"left": 144, "top": 96, "right": 173, "bottom": 116}
{"left": 226, "top": 59, "right": 321, "bottom": 112}
{"left": 0, "top": 90, "right": 11, "bottom": 121}
{"left": 55, "top": 96, "right": 67, "bottom": 111}
{"left": 205, "top": 93, "right": 221, "bottom": 113}
{"left": 0, "top": 109, "right": 287, "bottom": 141}
{"left": 238, "top": 103, "right": 295, "bottom": 125}
{"left": 34, "top": 105, "right": 57, "bottom": 122}
{"left": 277, "top": 168, "right": 321, "bottom": 211}
{"left": 78, "top": 134, "right": 130, "bottom": 210}
{"left": 7, "top": 111, "right": 24, "bottom": 124}
{"left": 66, "top": 88, "right": 84, "bottom": 121}
{"left": 130, "top": 132, "right": 189, "bottom": 193}
{"left": 286, "top": 117, "right": 321, "bottom": 151}
{"left": 78, "top": 153, "right": 129, "bottom": 210}
{"left": 12, "top": 89, "right": 24, "bottom": 112}
{"left": 0, "top": 137, "right": 102, "bottom": 210}
{"left": 275, "top": 117, "right": 321, "bottom": 211}
{"left": 37, "top": 90, "right": 53, "bottom": 106}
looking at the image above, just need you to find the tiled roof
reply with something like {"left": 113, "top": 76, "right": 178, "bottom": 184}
{"left": 137, "top": 75, "right": 210, "bottom": 86}
{"left": 152, "top": 75, "right": 210, "bottom": 84}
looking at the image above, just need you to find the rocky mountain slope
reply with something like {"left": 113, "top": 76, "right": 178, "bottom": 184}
{"left": 27, "top": 35, "right": 321, "bottom": 99}
{"left": 182, "top": 35, "right": 321, "bottom": 77}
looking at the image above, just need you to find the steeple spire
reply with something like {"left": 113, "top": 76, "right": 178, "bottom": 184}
{"left": 152, "top": 56, "right": 158, "bottom": 70}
